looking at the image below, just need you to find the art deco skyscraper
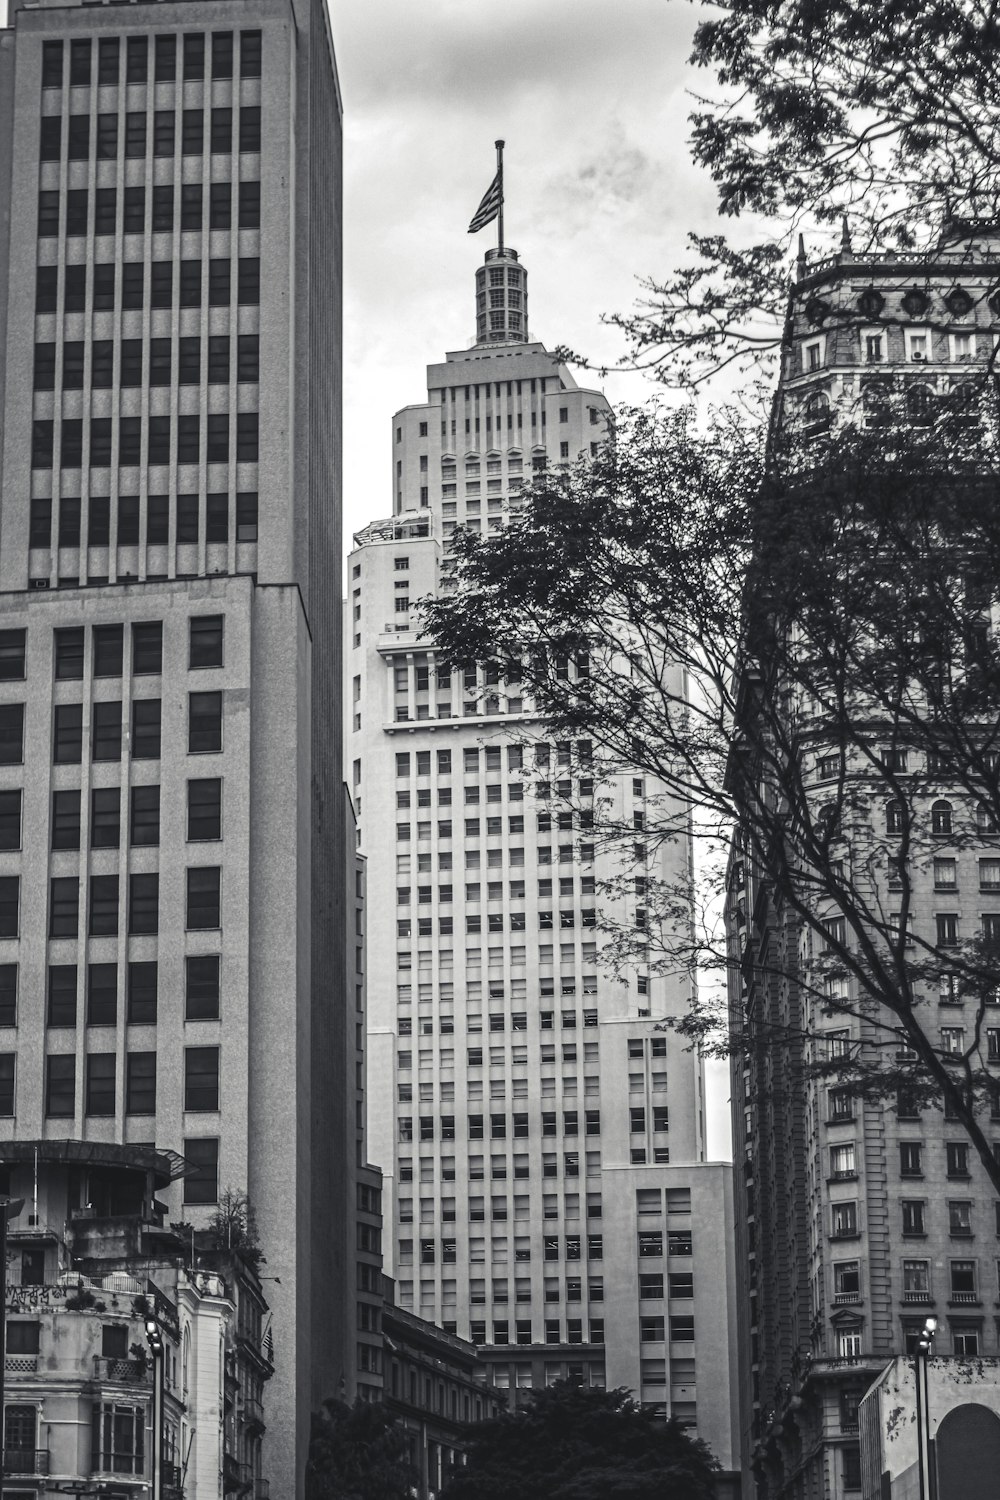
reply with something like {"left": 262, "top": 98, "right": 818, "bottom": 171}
{"left": 0, "top": 0, "right": 346, "bottom": 1491}
{"left": 348, "top": 240, "right": 739, "bottom": 1489}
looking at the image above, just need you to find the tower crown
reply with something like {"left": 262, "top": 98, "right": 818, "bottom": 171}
{"left": 474, "top": 247, "right": 528, "bottom": 345}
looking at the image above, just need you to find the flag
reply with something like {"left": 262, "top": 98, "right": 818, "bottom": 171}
{"left": 468, "top": 171, "right": 502, "bottom": 234}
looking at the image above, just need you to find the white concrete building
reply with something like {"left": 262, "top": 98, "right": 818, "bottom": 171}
{"left": 347, "top": 243, "right": 739, "bottom": 1485}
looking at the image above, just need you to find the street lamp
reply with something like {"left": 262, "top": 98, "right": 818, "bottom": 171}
{"left": 145, "top": 1317, "right": 163, "bottom": 1500}
{"left": 914, "top": 1314, "right": 937, "bottom": 1500}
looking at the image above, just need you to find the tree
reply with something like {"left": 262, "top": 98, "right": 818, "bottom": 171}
{"left": 305, "top": 1399, "right": 417, "bottom": 1500}
{"left": 207, "top": 1188, "right": 263, "bottom": 1268}
{"left": 420, "top": 386, "right": 1000, "bottom": 1198}
{"left": 437, "top": 1382, "right": 718, "bottom": 1500}
{"left": 578, "top": 0, "right": 1000, "bottom": 384}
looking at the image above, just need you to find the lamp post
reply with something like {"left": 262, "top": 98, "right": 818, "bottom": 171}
{"left": 914, "top": 1314, "right": 937, "bottom": 1500}
{"left": 0, "top": 1195, "right": 25, "bottom": 1490}
{"left": 145, "top": 1316, "right": 163, "bottom": 1500}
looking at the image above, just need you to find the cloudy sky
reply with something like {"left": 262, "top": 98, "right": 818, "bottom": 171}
{"left": 333, "top": 0, "right": 722, "bottom": 543}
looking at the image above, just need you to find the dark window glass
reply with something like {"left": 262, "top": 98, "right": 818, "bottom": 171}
{"left": 88, "top": 495, "right": 110, "bottom": 545}
{"left": 182, "top": 109, "right": 204, "bottom": 155}
{"left": 128, "top": 873, "right": 159, "bottom": 935}
{"left": 125, "top": 37, "right": 148, "bottom": 83}
{"left": 46, "top": 1056, "right": 75, "bottom": 1117}
{"left": 212, "top": 32, "right": 234, "bottom": 78}
{"left": 126, "top": 1052, "right": 156, "bottom": 1114}
{"left": 188, "top": 778, "right": 221, "bottom": 840}
{"left": 42, "top": 41, "right": 64, "bottom": 88}
{"left": 59, "top": 496, "right": 81, "bottom": 547}
{"left": 51, "top": 789, "right": 80, "bottom": 850}
{"left": 0, "top": 631, "right": 25, "bottom": 682}
{"left": 0, "top": 706, "right": 22, "bottom": 768}
{"left": 183, "top": 1137, "right": 219, "bottom": 1203}
{"left": 29, "top": 498, "right": 52, "bottom": 547}
{"left": 61, "top": 418, "right": 83, "bottom": 468}
{"left": 207, "top": 335, "right": 229, "bottom": 383}
{"left": 122, "top": 263, "right": 143, "bottom": 308}
{"left": 177, "top": 494, "right": 199, "bottom": 543}
{"left": 32, "top": 333, "right": 56, "bottom": 386}
{"left": 210, "top": 106, "right": 232, "bottom": 154}
{"left": 87, "top": 963, "right": 117, "bottom": 1025}
{"left": 132, "top": 699, "right": 162, "bottom": 760}
{"left": 238, "top": 180, "right": 260, "bottom": 229}
{"left": 61, "top": 342, "right": 85, "bottom": 390}
{"left": 236, "top": 413, "right": 259, "bottom": 461}
{"left": 97, "top": 38, "right": 119, "bottom": 85}
{"left": 127, "top": 962, "right": 157, "bottom": 1024}
{"left": 124, "top": 111, "right": 146, "bottom": 158}
{"left": 39, "top": 117, "right": 61, "bottom": 161}
{"left": 178, "top": 338, "right": 200, "bottom": 385}
{"left": 96, "top": 114, "right": 118, "bottom": 161}
{"left": 238, "top": 257, "right": 260, "bottom": 305}
{"left": 67, "top": 114, "right": 89, "bottom": 160}
{"left": 189, "top": 692, "right": 221, "bottom": 753}
{"left": 85, "top": 1053, "right": 115, "bottom": 1116}
{"left": 49, "top": 876, "right": 79, "bottom": 937}
{"left": 150, "top": 262, "right": 172, "bottom": 309}
{"left": 90, "top": 788, "right": 120, "bottom": 849}
{"left": 148, "top": 338, "right": 171, "bottom": 387}
{"left": 238, "top": 106, "right": 260, "bottom": 153}
{"left": 186, "top": 867, "right": 221, "bottom": 930}
{"left": 206, "top": 415, "right": 228, "bottom": 463}
{"left": 148, "top": 495, "right": 169, "bottom": 545}
{"left": 240, "top": 30, "right": 262, "bottom": 77}
{"left": 89, "top": 875, "right": 119, "bottom": 937}
{"left": 151, "top": 185, "right": 173, "bottom": 232}
{"left": 183, "top": 33, "right": 205, "bottom": 80}
{"left": 37, "top": 190, "right": 60, "bottom": 237}
{"left": 209, "top": 182, "right": 231, "bottom": 229}
{"left": 91, "top": 341, "right": 114, "bottom": 390}
{"left": 186, "top": 955, "right": 220, "bottom": 1020}
{"left": 117, "top": 494, "right": 140, "bottom": 543}
{"left": 236, "top": 492, "right": 258, "bottom": 542}
{"left": 91, "top": 701, "right": 122, "bottom": 762}
{"left": 179, "top": 260, "right": 201, "bottom": 308}
{"left": 31, "top": 419, "right": 54, "bottom": 468}
{"left": 35, "top": 267, "right": 57, "bottom": 314}
{"left": 65, "top": 189, "right": 88, "bottom": 236}
{"left": 0, "top": 792, "right": 20, "bottom": 853}
{"left": 122, "top": 187, "right": 145, "bottom": 234}
{"left": 190, "top": 617, "right": 224, "bottom": 669}
{"left": 177, "top": 417, "right": 200, "bottom": 465}
{"left": 236, "top": 334, "right": 259, "bottom": 381}
{"left": 206, "top": 494, "right": 228, "bottom": 543}
{"left": 93, "top": 625, "right": 123, "bottom": 677}
{"left": 69, "top": 38, "right": 91, "bottom": 85}
{"left": 130, "top": 785, "right": 160, "bottom": 847}
{"left": 55, "top": 628, "right": 84, "bottom": 679}
{"left": 53, "top": 704, "right": 81, "bottom": 764}
{"left": 147, "top": 416, "right": 170, "bottom": 467}
{"left": 0, "top": 1053, "right": 14, "bottom": 1114}
{"left": 48, "top": 965, "right": 77, "bottom": 1027}
{"left": 154, "top": 35, "right": 176, "bottom": 81}
{"left": 0, "top": 967, "right": 16, "bottom": 1028}
{"left": 208, "top": 259, "right": 230, "bottom": 306}
{"left": 0, "top": 885, "right": 14, "bottom": 949}
{"left": 185, "top": 1046, "right": 220, "bottom": 1109}
{"left": 132, "top": 623, "right": 162, "bottom": 675}
{"left": 180, "top": 182, "right": 202, "bottom": 230}
{"left": 65, "top": 264, "right": 86, "bottom": 311}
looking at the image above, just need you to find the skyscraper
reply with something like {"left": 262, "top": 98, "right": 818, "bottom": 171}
{"left": 348, "top": 239, "right": 739, "bottom": 1486}
{"left": 0, "top": 0, "right": 345, "bottom": 1490}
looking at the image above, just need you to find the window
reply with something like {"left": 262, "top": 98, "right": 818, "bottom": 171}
{"left": 85, "top": 1054, "right": 115, "bottom": 1116}
{"left": 87, "top": 963, "right": 117, "bottom": 1026}
{"left": 186, "top": 955, "right": 220, "bottom": 1021}
{"left": 188, "top": 779, "right": 222, "bottom": 841}
{"left": 190, "top": 617, "right": 224, "bottom": 670}
{"left": 132, "top": 700, "right": 162, "bottom": 760}
{"left": 189, "top": 692, "right": 222, "bottom": 753}
{"left": 92, "top": 702, "right": 122, "bottom": 762}
{"left": 125, "top": 1053, "right": 156, "bottom": 1115}
{"left": 89, "top": 875, "right": 119, "bottom": 937}
{"left": 186, "top": 867, "right": 221, "bottom": 929}
{"left": 49, "top": 878, "right": 79, "bottom": 938}
{"left": 185, "top": 1047, "right": 220, "bottom": 1110}
{"left": 946, "top": 1142, "right": 970, "bottom": 1178}
{"left": 948, "top": 1201, "right": 972, "bottom": 1236}
{"left": 902, "top": 1200, "right": 925, "bottom": 1235}
{"left": 831, "top": 1202, "right": 858, "bottom": 1237}
{"left": 900, "top": 1142, "right": 922, "bottom": 1177}
{"left": 46, "top": 1055, "right": 75, "bottom": 1117}
{"left": 0, "top": 705, "right": 23, "bottom": 767}
{"left": 128, "top": 874, "right": 158, "bottom": 936}
{"left": 831, "top": 1143, "right": 856, "bottom": 1179}
{"left": 932, "top": 799, "right": 953, "bottom": 835}
{"left": 127, "top": 962, "right": 157, "bottom": 1025}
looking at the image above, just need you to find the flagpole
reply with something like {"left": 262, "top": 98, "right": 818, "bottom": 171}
{"left": 495, "top": 139, "right": 505, "bottom": 255}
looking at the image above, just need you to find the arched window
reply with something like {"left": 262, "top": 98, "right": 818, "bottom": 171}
{"left": 978, "top": 801, "right": 998, "bottom": 834}
{"left": 949, "top": 382, "right": 981, "bottom": 428}
{"left": 906, "top": 384, "right": 936, "bottom": 426}
{"left": 886, "top": 800, "right": 904, "bottom": 834}
{"left": 862, "top": 382, "right": 890, "bottom": 429}
{"left": 803, "top": 390, "right": 831, "bottom": 431}
{"left": 932, "top": 799, "right": 953, "bottom": 835}
{"left": 817, "top": 802, "right": 839, "bottom": 837}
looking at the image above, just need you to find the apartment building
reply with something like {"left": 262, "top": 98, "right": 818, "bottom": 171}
{"left": 348, "top": 242, "right": 739, "bottom": 1486}
{"left": 0, "top": 0, "right": 346, "bottom": 1490}
{"left": 726, "top": 221, "right": 1000, "bottom": 1498}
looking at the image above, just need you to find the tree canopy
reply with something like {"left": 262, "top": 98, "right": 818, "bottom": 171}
{"left": 305, "top": 1398, "right": 417, "bottom": 1500}
{"left": 421, "top": 392, "right": 1000, "bottom": 1196}
{"left": 437, "top": 1381, "right": 719, "bottom": 1500}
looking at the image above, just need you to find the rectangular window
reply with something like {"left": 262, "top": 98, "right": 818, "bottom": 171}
{"left": 0, "top": 705, "right": 23, "bottom": 768}
{"left": 182, "top": 109, "right": 204, "bottom": 155}
{"left": 238, "top": 257, "right": 260, "bottom": 305}
{"left": 183, "top": 1138, "right": 219, "bottom": 1203}
{"left": 87, "top": 963, "right": 117, "bottom": 1026}
{"left": 85, "top": 1053, "right": 116, "bottom": 1116}
{"left": 211, "top": 107, "right": 233, "bottom": 154}
{"left": 238, "top": 181, "right": 261, "bottom": 230}
{"left": 185, "top": 1046, "right": 220, "bottom": 1110}
{"left": 127, "top": 962, "right": 157, "bottom": 1025}
{"left": 186, "top": 867, "right": 221, "bottom": 930}
{"left": 186, "top": 955, "right": 220, "bottom": 1020}
{"left": 92, "top": 702, "right": 123, "bottom": 762}
{"left": 128, "top": 874, "right": 159, "bottom": 936}
{"left": 189, "top": 692, "right": 222, "bottom": 753}
{"left": 48, "top": 966, "right": 77, "bottom": 1026}
{"left": 89, "top": 875, "right": 119, "bottom": 937}
{"left": 236, "top": 493, "right": 258, "bottom": 542}
{"left": 0, "top": 966, "right": 16, "bottom": 1028}
{"left": 90, "top": 788, "right": 120, "bottom": 850}
{"left": 0, "top": 790, "right": 21, "bottom": 853}
{"left": 53, "top": 704, "right": 81, "bottom": 764}
{"left": 153, "top": 111, "right": 175, "bottom": 157}
{"left": 126, "top": 1053, "right": 156, "bottom": 1115}
{"left": 190, "top": 616, "right": 224, "bottom": 669}
{"left": 240, "top": 29, "right": 263, "bottom": 76}
{"left": 46, "top": 1055, "right": 75, "bottom": 1117}
{"left": 188, "top": 779, "right": 222, "bottom": 841}
{"left": 130, "top": 787, "right": 160, "bottom": 848}
{"left": 49, "top": 877, "right": 79, "bottom": 938}
{"left": 209, "top": 182, "right": 231, "bottom": 229}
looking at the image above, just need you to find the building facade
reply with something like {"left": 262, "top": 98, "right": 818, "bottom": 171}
{"left": 348, "top": 243, "right": 739, "bottom": 1484}
{"left": 726, "top": 223, "right": 1000, "bottom": 1498}
{"left": 860, "top": 1353, "right": 1000, "bottom": 1500}
{"left": 0, "top": 0, "right": 345, "bottom": 1490}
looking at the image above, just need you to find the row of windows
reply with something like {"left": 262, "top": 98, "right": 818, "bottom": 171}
{"left": 0, "top": 616, "right": 221, "bottom": 679}
{"left": 0, "top": 778, "right": 220, "bottom": 851}
{"left": 31, "top": 492, "right": 258, "bottom": 548}
{"left": 396, "top": 816, "right": 594, "bottom": 843}
{"left": 0, "top": 692, "right": 222, "bottom": 765}
{"left": 31, "top": 411, "right": 260, "bottom": 469}
{"left": 0, "top": 1044, "right": 221, "bottom": 1116}
{"left": 394, "top": 744, "right": 591, "bottom": 774}
{"left": 396, "top": 909, "right": 598, "bottom": 934}
{"left": 399, "top": 877, "right": 597, "bottom": 899}
{"left": 34, "top": 334, "right": 259, "bottom": 390}
{"left": 830, "top": 1198, "right": 1000, "bottom": 1237}
{"left": 40, "top": 32, "right": 262, "bottom": 88}
{"left": 38, "top": 183, "right": 263, "bottom": 240}
{"left": 394, "top": 783, "right": 593, "bottom": 808}
{"left": 0, "top": 953, "right": 222, "bottom": 1025}
{"left": 396, "top": 848, "right": 596, "bottom": 876}
{"left": 40, "top": 868, "right": 223, "bottom": 938}
{"left": 401, "top": 1235, "right": 606, "bottom": 1265}
{"left": 40, "top": 106, "right": 261, "bottom": 161}
{"left": 399, "top": 1111, "right": 603, "bottom": 1139}
{"left": 402, "top": 1007, "right": 600, "bottom": 1035}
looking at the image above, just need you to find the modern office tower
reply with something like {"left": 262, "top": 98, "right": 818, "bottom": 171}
{"left": 0, "top": 0, "right": 344, "bottom": 1491}
{"left": 348, "top": 243, "right": 739, "bottom": 1486}
{"left": 726, "top": 222, "right": 1000, "bottom": 1499}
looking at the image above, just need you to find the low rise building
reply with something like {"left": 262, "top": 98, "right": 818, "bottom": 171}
{"left": 860, "top": 1354, "right": 1000, "bottom": 1500}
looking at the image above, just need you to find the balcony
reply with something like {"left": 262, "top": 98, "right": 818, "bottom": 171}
{"left": 3, "top": 1448, "right": 49, "bottom": 1476}
{"left": 948, "top": 1292, "right": 981, "bottom": 1305}
{"left": 902, "top": 1291, "right": 933, "bottom": 1304}
{"left": 833, "top": 1293, "right": 861, "bottom": 1306}
{"left": 93, "top": 1354, "right": 151, "bottom": 1383}
{"left": 4, "top": 1357, "right": 37, "bottom": 1374}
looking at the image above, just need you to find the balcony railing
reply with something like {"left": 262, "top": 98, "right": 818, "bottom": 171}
{"left": 93, "top": 1355, "right": 150, "bottom": 1383}
{"left": 4, "top": 1357, "right": 37, "bottom": 1374}
{"left": 3, "top": 1448, "right": 49, "bottom": 1475}
{"left": 903, "top": 1290, "right": 933, "bottom": 1304}
{"left": 162, "top": 1461, "right": 183, "bottom": 1487}
{"left": 948, "top": 1291, "right": 981, "bottom": 1304}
